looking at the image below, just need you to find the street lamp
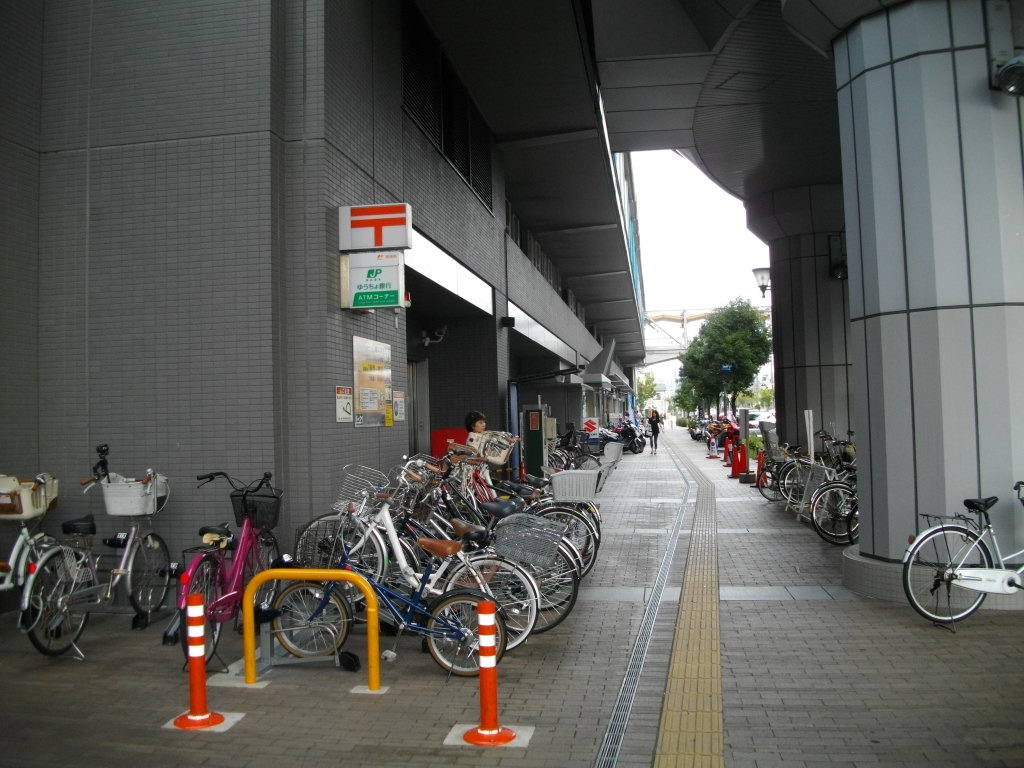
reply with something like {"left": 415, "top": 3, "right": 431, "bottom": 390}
{"left": 752, "top": 267, "right": 771, "bottom": 298}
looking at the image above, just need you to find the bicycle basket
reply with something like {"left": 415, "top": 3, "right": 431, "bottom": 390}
{"left": 101, "top": 473, "right": 169, "bottom": 517}
{"left": 549, "top": 469, "right": 599, "bottom": 503}
{"left": 294, "top": 518, "right": 346, "bottom": 568}
{"left": 333, "top": 464, "right": 389, "bottom": 515}
{"left": 231, "top": 487, "right": 283, "bottom": 529}
{"left": 492, "top": 513, "right": 565, "bottom": 568}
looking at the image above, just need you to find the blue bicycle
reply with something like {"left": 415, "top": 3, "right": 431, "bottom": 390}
{"left": 270, "top": 506, "right": 508, "bottom": 677}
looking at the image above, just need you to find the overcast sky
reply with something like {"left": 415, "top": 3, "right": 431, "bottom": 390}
{"left": 632, "top": 150, "right": 769, "bottom": 314}
{"left": 631, "top": 149, "right": 770, "bottom": 387}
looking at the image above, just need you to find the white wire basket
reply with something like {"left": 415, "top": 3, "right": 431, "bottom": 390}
{"left": 332, "top": 464, "right": 388, "bottom": 516}
{"left": 602, "top": 442, "right": 624, "bottom": 463}
{"left": 100, "top": 472, "right": 169, "bottom": 517}
{"left": 549, "top": 469, "right": 600, "bottom": 503}
{"left": 493, "top": 513, "right": 565, "bottom": 567}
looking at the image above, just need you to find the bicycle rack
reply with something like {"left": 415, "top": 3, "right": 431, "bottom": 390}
{"left": 241, "top": 568, "right": 385, "bottom": 693}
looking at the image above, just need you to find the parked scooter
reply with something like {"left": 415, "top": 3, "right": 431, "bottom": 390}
{"left": 617, "top": 420, "right": 646, "bottom": 454}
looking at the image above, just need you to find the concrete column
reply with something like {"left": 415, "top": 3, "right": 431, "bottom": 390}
{"left": 833, "top": 1, "right": 1024, "bottom": 560}
{"left": 747, "top": 184, "right": 851, "bottom": 450}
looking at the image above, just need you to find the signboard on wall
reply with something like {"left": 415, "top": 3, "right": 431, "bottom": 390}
{"left": 339, "top": 250, "right": 406, "bottom": 309}
{"left": 339, "top": 204, "right": 412, "bottom": 251}
{"left": 353, "top": 336, "right": 392, "bottom": 428}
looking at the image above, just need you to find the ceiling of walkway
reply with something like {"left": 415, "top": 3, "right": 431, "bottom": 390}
{"left": 413, "top": 0, "right": 842, "bottom": 367}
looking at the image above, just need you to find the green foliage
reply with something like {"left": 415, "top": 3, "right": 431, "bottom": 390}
{"left": 747, "top": 434, "right": 764, "bottom": 453}
{"left": 677, "top": 300, "right": 771, "bottom": 414}
{"left": 635, "top": 372, "right": 657, "bottom": 410}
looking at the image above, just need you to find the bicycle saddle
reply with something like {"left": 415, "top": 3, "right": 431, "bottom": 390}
{"left": 963, "top": 497, "right": 998, "bottom": 513}
{"left": 478, "top": 499, "right": 519, "bottom": 519}
{"left": 199, "top": 523, "right": 231, "bottom": 538}
{"left": 451, "top": 518, "right": 489, "bottom": 547}
{"left": 61, "top": 514, "right": 96, "bottom": 536}
{"left": 417, "top": 538, "right": 462, "bottom": 558}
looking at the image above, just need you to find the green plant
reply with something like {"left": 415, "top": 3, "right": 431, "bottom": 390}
{"left": 747, "top": 434, "right": 764, "bottom": 453}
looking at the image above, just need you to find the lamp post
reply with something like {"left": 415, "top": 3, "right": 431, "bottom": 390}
{"left": 752, "top": 267, "right": 771, "bottom": 298}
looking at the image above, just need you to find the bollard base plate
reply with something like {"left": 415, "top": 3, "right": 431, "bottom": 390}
{"left": 172, "top": 711, "right": 226, "bottom": 730}
{"left": 444, "top": 724, "right": 534, "bottom": 748}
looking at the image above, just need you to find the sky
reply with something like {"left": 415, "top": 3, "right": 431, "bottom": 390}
{"left": 630, "top": 149, "right": 770, "bottom": 390}
{"left": 631, "top": 149, "right": 769, "bottom": 313}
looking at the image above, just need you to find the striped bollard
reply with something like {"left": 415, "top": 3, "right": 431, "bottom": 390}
{"left": 173, "top": 594, "right": 225, "bottom": 730}
{"left": 463, "top": 601, "right": 515, "bottom": 747}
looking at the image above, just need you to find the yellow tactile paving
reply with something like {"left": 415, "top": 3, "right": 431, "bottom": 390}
{"left": 653, "top": 484, "right": 724, "bottom": 768}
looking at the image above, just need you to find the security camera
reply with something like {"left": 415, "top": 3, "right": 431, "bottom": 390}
{"left": 996, "top": 54, "right": 1024, "bottom": 95}
{"left": 420, "top": 325, "right": 448, "bottom": 347}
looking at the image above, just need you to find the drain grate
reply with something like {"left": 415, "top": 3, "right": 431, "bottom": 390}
{"left": 593, "top": 472, "right": 691, "bottom": 768}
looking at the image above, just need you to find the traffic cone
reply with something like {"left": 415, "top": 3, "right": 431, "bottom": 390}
{"left": 463, "top": 602, "right": 516, "bottom": 747}
{"left": 173, "top": 594, "right": 225, "bottom": 730}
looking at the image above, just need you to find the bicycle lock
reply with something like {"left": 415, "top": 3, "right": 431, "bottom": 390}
{"left": 241, "top": 568, "right": 382, "bottom": 691}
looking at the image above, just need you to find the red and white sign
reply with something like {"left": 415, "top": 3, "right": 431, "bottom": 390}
{"left": 339, "top": 203, "right": 412, "bottom": 251}
{"left": 584, "top": 419, "right": 598, "bottom": 433}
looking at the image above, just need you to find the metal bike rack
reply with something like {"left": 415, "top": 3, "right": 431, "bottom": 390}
{"left": 241, "top": 568, "right": 383, "bottom": 692}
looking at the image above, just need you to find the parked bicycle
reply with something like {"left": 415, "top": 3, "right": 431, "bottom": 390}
{"left": 21, "top": 444, "right": 171, "bottom": 657}
{"left": 273, "top": 462, "right": 510, "bottom": 676}
{"left": 290, "top": 460, "right": 540, "bottom": 650}
{"left": 902, "top": 482, "right": 1024, "bottom": 625}
{"left": 1, "top": 474, "right": 60, "bottom": 622}
{"left": 162, "top": 471, "right": 282, "bottom": 663}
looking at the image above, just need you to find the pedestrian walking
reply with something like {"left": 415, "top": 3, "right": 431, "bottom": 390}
{"left": 647, "top": 409, "right": 662, "bottom": 454}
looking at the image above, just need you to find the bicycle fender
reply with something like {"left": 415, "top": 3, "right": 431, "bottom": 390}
{"left": 901, "top": 523, "right": 976, "bottom": 564}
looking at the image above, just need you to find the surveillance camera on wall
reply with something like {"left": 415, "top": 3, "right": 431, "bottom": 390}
{"left": 996, "top": 54, "right": 1024, "bottom": 95}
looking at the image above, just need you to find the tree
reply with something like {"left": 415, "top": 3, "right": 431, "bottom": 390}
{"left": 676, "top": 299, "right": 771, "bottom": 416}
{"left": 635, "top": 372, "right": 657, "bottom": 411}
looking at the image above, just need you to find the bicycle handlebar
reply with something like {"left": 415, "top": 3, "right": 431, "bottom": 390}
{"left": 196, "top": 471, "right": 273, "bottom": 492}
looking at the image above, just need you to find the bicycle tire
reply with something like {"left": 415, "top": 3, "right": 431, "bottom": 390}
{"left": 777, "top": 460, "right": 804, "bottom": 505}
{"left": 522, "top": 543, "right": 580, "bottom": 633}
{"left": 270, "top": 581, "right": 353, "bottom": 657}
{"left": 903, "top": 525, "right": 992, "bottom": 624}
{"left": 127, "top": 532, "right": 171, "bottom": 614}
{"left": 756, "top": 466, "right": 783, "bottom": 502}
{"left": 810, "top": 482, "right": 856, "bottom": 545}
{"left": 178, "top": 554, "right": 224, "bottom": 663}
{"left": 443, "top": 554, "right": 539, "bottom": 650}
{"left": 23, "top": 546, "right": 93, "bottom": 657}
{"left": 571, "top": 455, "right": 601, "bottom": 470}
{"left": 425, "top": 589, "right": 507, "bottom": 676}
{"left": 845, "top": 502, "right": 859, "bottom": 544}
{"left": 533, "top": 506, "right": 599, "bottom": 577}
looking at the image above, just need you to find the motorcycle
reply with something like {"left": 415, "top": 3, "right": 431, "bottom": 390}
{"left": 617, "top": 420, "right": 646, "bottom": 454}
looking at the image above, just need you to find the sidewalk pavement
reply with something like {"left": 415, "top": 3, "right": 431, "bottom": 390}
{"left": 0, "top": 428, "right": 1021, "bottom": 767}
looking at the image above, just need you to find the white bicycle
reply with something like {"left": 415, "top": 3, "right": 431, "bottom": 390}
{"left": 902, "top": 482, "right": 1024, "bottom": 625}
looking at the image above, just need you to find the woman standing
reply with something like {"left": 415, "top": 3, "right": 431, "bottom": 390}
{"left": 647, "top": 409, "right": 662, "bottom": 454}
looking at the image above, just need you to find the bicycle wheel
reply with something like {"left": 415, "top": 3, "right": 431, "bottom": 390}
{"left": 23, "top": 546, "right": 93, "bottom": 656}
{"left": 756, "top": 465, "right": 783, "bottom": 502}
{"left": 522, "top": 543, "right": 580, "bottom": 633}
{"left": 571, "top": 455, "right": 601, "bottom": 470}
{"left": 425, "top": 589, "right": 507, "bottom": 676}
{"left": 243, "top": 529, "right": 280, "bottom": 610}
{"left": 778, "top": 461, "right": 805, "bottom": 505}
{"left": 845, "top": 502, "right": 859, "bottom": 544}
{"left": 443, "top": 555, "right": 539, "bottom": 650}
{"left": 127, "top": 532, "right": 171, "bottom": 614}
{"left": 270, "top": 581, "right": 353, "bottom": 657}
{"left": 178, "top": 554, "right": 224, "bottom": 663}
{"left": 810, "top": 482, "right": 856, "bottom": 545}
{"left": 903, "top": 525, "right": 992, "bottom": 624}
{"left": 533, "top": 506, "right": 599, "bottom": 577}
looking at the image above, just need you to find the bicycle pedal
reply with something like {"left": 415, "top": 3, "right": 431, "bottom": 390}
{"left": 381, "top": 649, "right": 398, "bottom": 662}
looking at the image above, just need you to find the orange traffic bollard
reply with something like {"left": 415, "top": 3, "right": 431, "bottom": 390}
{"left": 722, "top": 437, "right": 732, "bottom": 464}
{"left": 463, "top": 601, "right": 516, "bottom": 747}
{"left": 173, "top": 594, "right": 225, "bottom": 730}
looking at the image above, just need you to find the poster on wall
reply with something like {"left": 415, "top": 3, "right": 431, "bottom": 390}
{"left": 393, "top": 391, "right": 405, "bottom": 421}
{"left": 336, "top": 387, "right": 353, "bottom": 423}
{"left": 353, "top": 336, "right": 392, "bottom": 428}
